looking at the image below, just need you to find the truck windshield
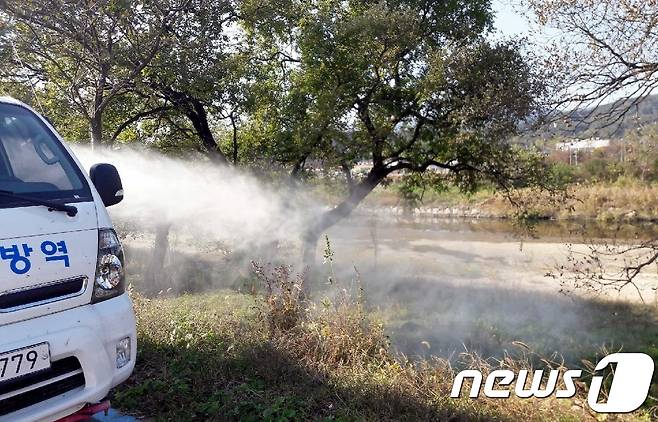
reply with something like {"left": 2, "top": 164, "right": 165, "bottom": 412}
{"left": 0, "top": 103, "right": 91, "bottom": 207}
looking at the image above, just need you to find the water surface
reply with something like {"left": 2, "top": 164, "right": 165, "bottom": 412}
{"left": 322, "top": 215, "right": 658, "bottom": 363}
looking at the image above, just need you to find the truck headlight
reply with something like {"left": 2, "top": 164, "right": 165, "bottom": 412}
{"left": 91, "top": 229, "right": 126, "bottom": 303}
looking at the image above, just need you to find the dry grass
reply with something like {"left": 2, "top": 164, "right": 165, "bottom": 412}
{"left": 112, "top": 269, "right": 651, "bottom": 421}
{"left": 360, "top": 180, "right": 658, "bottom": 222}
{"left": 485, "top": 182, "right": 658, "bottom": 221}
{"left": 567, "top": 181, "right": 658, "bottom": 221}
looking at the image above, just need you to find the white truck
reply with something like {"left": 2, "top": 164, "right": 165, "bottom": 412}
{"left": 0, "top": 97, "right": 136, "bottom": 421}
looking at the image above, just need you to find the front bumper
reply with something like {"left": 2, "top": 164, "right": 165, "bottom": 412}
{"left": 0, "top": 293, "right": 136, "bottom": 422}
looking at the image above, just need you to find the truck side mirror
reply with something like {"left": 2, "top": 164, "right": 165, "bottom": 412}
{"left": 90, "top": 163, "right": 124, "bottom": 207}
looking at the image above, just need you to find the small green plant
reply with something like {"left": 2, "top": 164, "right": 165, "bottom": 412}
{"left": 323, "top": 235, "right": 335, "bottom": 285}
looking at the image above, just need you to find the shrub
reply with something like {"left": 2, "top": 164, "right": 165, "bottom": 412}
{"left": 253, "top": 263, "right": 306, "bottom": 334}
{"left": 550, "top": 161, "right": 576, "bottom": 185}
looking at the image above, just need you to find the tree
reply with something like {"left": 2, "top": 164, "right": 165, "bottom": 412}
{"left": 529, "top": 0, "right": 658, "bottom": 131}
{"left": 529, "top": 0, "right": 658, "bottom": 300}
{"left": 0, "top": 0, "right": 185, "bottom": 146}
{"left": 243, "top": 0, "right": 550, "bottom": 266}
{"left": 130, "top": 0, "right": 243, "bottom": 164}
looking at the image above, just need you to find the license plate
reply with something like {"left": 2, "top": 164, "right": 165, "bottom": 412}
{"left": 0, "top": 343, "right": 50, "bottom": 383}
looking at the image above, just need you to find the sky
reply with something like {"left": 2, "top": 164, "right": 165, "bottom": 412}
{"left": 490, "top": 1, "right": 642, "bottom": 114}
{"left": 492, "top": 0, "right": 532, "bottom": 38}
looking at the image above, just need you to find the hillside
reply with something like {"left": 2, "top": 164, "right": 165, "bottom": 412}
{"left": 533, "top": 94, "right": 658, "bottom": 140}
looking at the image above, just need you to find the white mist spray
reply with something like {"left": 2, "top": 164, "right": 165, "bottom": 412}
{"left": 73, "top": 146, "right": 317, "bottom": 246}
{"left": 71, "top": 146, "right": 324, "bottom": 295}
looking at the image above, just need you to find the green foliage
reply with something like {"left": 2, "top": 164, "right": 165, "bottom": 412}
{"left": 396, "top": 172, "right": 452, "bottom": 209}
{"left": 0, "top": 0, "right": 185, "bottom": 144}
{"left": 549, "top": 162, "right": 576, "bottom": 186}
{"left": 2, "top": 0, "right": 555, "bottom": 233}
{"left": 241, "top": 0, "right": 547, "bottom": 196}
{"left": 583, "top": 156, "right": 612, "bottom": 183}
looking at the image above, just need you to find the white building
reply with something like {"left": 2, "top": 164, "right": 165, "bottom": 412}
{"left": 555, "top": 137, "right": 611, "bottom": 152}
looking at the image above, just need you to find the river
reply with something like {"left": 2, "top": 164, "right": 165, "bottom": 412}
{"left": 322, "top": 215, "right": 658, "bottom": 364}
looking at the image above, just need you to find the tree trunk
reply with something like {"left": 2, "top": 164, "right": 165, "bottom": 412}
{"left": 157, "top": 86, "right": 229, "bottom": 165}
{"left": 186, "top": 99, "right": 229, "bottom": 165}
{"left": 231, "top": 114, "right": 238, "bottom": 165}
{"left": 301, "top": 168, "right": 386, "bottom": 270}
{"left": 301, "top": 229, "right": 322, "bottom": 272}
{"left": 145, "top": 224, "right": 171, "bottom": 294}
{"left": 89, "top": 115, "right": 103, "bottom": 148}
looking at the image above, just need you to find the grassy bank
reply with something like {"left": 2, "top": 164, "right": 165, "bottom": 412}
{"left": 350, "top": 180, "right": 658, "bottom": 222}
{"left": 112, "top": 279, "right": 653, "bottom": 421}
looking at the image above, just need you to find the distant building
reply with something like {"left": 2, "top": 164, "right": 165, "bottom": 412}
{"left": 555, "top": 137, "right": 611, "bottom": 152}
